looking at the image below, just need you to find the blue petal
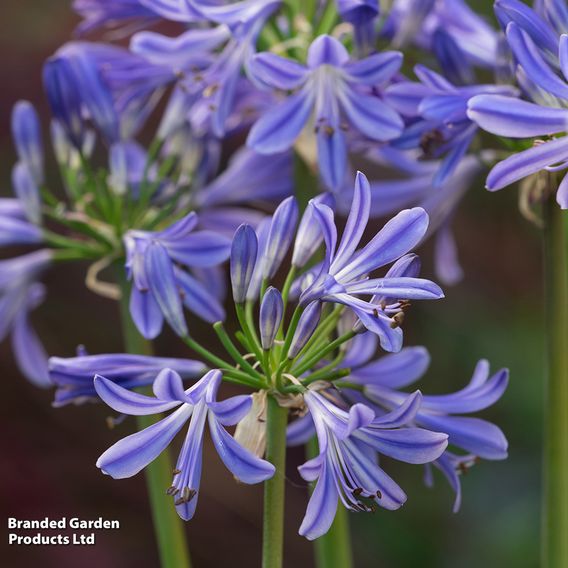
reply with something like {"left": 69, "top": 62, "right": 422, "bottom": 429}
{"left": 467, "top": 95, "right": 568, "bottom": 137}
{"left": 352, "top": 346, "right": 430, "bottom": 388}
{"left": 248, "top": 89, "right": 313, "bottom": 154}
{"left": 298, "top": 459, "right": 338, "bottom": 540}
{"left": 506, "top": 23, "right": 568, "bottom": 100}
{"left": 249, "top": 52, "right": 308, "bottom": 89}
{"left": 421, "top": 368, "right": 509, "bottom": 414}
{"left": 96, "top": 404, "right": 192, "bottom": 478}
{"left": 307, "top": 35, "right": 349, "bottom": 68}
{"left": 130, "top": 27, "right": 229, "bottom": 67}
{"left": 486, "top": 136, "right": 568, "bottom": 190}
{"left": 292, "top": 193, "right": 335, "bottom": 268}
{"left": 494, "top": 0, "right": 558, "bottom": 55}
{"left": 145, "top": 242, "right": 188, "bottom": 337}
{"left": 345, "top": 276, "right": 444, "bottom": 300}
{"left": 345, "top": 51, "right": 402, "bottom": 86}
{"left": 208, "top": 414, "right": 275, "bottom": 482}
{"left": 152, "top": 368, "right": 189, "bottom": 402}
{"left": 175, "top": 267, "right": 226, "bottom": 323}
{"left": 356, "top": 427, "right": 448, "bottom": 464}
{"left": 434, "top": 223, "right": 464, "bottom": 285}
{"left": 418, "top": 414, "right": 508, "bottom": 460}
{"left": 129, "top": 286, "right": 164, "bottom": 340}
{"left": 287, "top": 413, "right": 315, "bottom": 446}
{"left": 331, "top": 171, "right": 370, "bottom": 273}
{"left": 335, "top": 208, "right": 429, "bottom": 282}
{"left": 208, "top": 394, "right": 252, "bottom": 426}
{"left": 369, "top": 391, "right": 422, "bottom": 428}
{"left": 350, "top": 305, "right": 403, "bottom": 352}
{"left": 94, "top": 374, "right": 181, "bottom": 415}
{"left": 11, "top": 289, "right": 50, "bottom": 388}
{"left": 164, "top": 231, "right": 231, "bottom": 268}
{"left": 339, "top": 90, "right": 404, "bottom": 141}
{"left": 317, "top": 127, "right": 347, "bottom": 191}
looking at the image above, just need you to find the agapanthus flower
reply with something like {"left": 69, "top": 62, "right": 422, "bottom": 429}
{"left": 130, "top": 1, "right": 279, "bottom": 137}
{"left": 124, "top": 212, "right": 230, "bottom": 339}
{"left": 44, "top": 42, "right": 175, "bottom": 147}
{"left": 49, "top": 352, "right": 206, "bottom": 407}
{"left": 96, "top": 368, "right": 275, "bottom": 519}
{"left": 290, "top": 386, "right": 448, "bottom": 539}
{"left": 343, "top": 341, "right": 509, "bottom": 511}
{"left": 385, "top": 66, "right": 517, "bottom": 185}
{"left": 0, "top": 250, "right": 53, "bottom": 387}
{"left": 248, "top": 34, "right": 404, "bottom": 190}
{"left": 297, "top": 171, "right": 444, "bottom": 351}
{"left": 467, "top": 22, "right": 568, "bottom": 208}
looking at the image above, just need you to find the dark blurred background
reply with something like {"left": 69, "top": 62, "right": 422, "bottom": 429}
{"left": 0, "top": 2, "right": 543, "bottom": 567}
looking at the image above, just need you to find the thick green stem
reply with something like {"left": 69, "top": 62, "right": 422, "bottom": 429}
{"left": 542, "top": 195, "right": 568, "bottom": 568}
{"left": 262, "top": 396, "right": 288, "bottom": 568}
{"left": 307, "top": 438, "right": 353, "bottom": 568}
{"left": 117, "top": 274, "right": 191, "bottom": 568}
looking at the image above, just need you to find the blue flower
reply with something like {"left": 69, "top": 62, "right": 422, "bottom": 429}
{"left": 385, "top": 65, "right": 517, "bottom": 185}
{"left": 49, "top": 352, "right": 206, "bottom": 407}
{"left": 124, "top": 212, "right": 230, "bottom": 339}
{"left": 131, "top": 2, "right": 279, "bottom": 137}
{"left": 467, "top": 23, "right": 568, "bottom": 208}
{"left": 247, "top": 35, "right": 403, "bottom": 190}
{"left": 343, "top": 340, "right": 509, "bottom": 511}
{"left": 298, "top": 172, "right": 444, "bottom": 351}
{"left": 95, "top": 368, "right": 275, "bottom": 520}
{"left": 292, "top": 387, "right": 447, "bottom": 540}
{"left": 44, "top": 42, "right": 175, "bottom": 146}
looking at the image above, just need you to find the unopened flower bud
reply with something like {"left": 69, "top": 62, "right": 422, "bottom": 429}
{"left": 262, "top": 196, "right": 298, "bottom": 279}
{"left": 259, "top": 287, "right": 283, "bottom": 350}
{"left": 289, "top": 301, "right": 322, "bottom": 358}
{"left": 230, "top": 224, "right": 258, "bottom": 303}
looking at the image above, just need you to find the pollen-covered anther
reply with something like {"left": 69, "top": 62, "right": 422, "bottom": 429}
{"left": 390, "top": 311, "right": 405, "bottom": 329}
{"left": 174, "top": 487, "right": 197, "bottom": 505}
{"left": 203, "top": 84, "right": 219, "bottom": 98}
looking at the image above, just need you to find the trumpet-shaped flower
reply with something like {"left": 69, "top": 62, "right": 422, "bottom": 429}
{"left": 96, "top": 369, "right": 275, "bottom": 520}
{"left": 124, "top": 212, "right": 230, "bottom": 339}
{"left": 294, "top": 387, "right": 447, "bottom": 539}
{"left": 346, "top": 344, "right": 509, "bottom": 511}
{"left": 248, "top": 35, "right": 404, "bottom": 190}
{"left": 467, "top": 22, "right": 568, "bottom": 208}
{"left": 298, "top": 172, "right": 444, "bottom": 351}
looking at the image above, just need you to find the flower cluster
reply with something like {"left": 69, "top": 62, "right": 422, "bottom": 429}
{"left": 2, "top": 0, "right": 528, "bottom": 559}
